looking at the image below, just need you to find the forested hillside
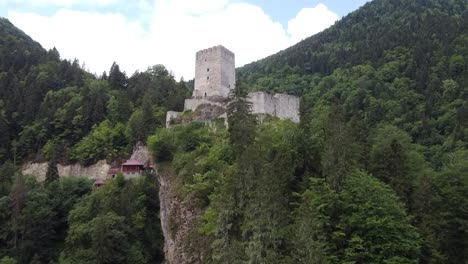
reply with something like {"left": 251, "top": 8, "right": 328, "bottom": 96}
{"left": 0, "top": 18, "right": 184, "bottom": 263}
{"left": 148, "top": 0, "right": 467, "bottom": 263}
{"left": 0, "top": 0, "right": 467, "bottom": 263}
{"left": 239, "top": 0, "right": 468, "bottom": 166}
{"left": 0, "top": 17, "right": 190, "bottom": 166}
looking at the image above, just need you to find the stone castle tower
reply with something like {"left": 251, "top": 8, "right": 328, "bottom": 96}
{"left": 193, "top": 45, "right": 235, "bottom": 99}
{"left": 166, "top": 45, "right": 300, "bottom": 127}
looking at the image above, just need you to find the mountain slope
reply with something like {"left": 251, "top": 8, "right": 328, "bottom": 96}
{"left": 239, "top": 0, "right": 467, "bottom": 83}
{"left": 238, "top": 0, "right": 468, "bottom": 166}
{"left": 0, "top": 18, "right": 188, "bottom": 166}
{"left": 160, "top": 1, "right": 468, "bottom": 263}
{"left": 0, "top": 18, "right": 186, "bottom": 264}
{"left": 0, "top": 18, "right": 47, "bottom": 72}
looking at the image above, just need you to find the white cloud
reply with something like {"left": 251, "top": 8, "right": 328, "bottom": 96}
{"left": 6, "top": 0, "right": 120, "bottom": 6}
{"left": 7, "top": 1, "right": 339, "bottom": 79}
{"left": 146, "top": 1, "right": 290, "bottom": 79}
{"left": 8, "top": 9, "right": 148, "bottom": 75}
{"left": 288, "top": 3, "right": 339, "bottom": 44}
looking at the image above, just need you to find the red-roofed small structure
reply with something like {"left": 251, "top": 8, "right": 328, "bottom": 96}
{"left": 122, "top": 159, "right": 145, "bottom": 166}
{"left": 94, "top": 178, "right": 106, "bottom": 187}
{"left": 121, "top": 159, "right": 145, "bottom": 178}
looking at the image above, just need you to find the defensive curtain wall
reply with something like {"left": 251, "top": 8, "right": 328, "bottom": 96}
{"left": 248, "top": 92, "right": 300, "bottom": 123}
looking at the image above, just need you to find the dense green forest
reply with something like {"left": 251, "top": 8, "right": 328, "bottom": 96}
{"left": 0, "top": 17, "right": 190, "bottom": 165}
{"left": 152, "top": 0, "right": 466, "bottom": 262}
{"left": 0, "top": 172, "right": 163, "bottom": 264}
{"left": 0, "top": 17, "right": 183, "bottom": 263}
{"left": 238, "top": 0, "right": 468, "bottom": 167}
{"left": 0, "top": 0, "right": 468, "bottom": 263}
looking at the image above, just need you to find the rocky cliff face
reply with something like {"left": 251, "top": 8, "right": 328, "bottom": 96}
{"left": 157, "top": 163, "right": 210, "bottom": 264}
{"left": 21, "top": 143, "right": 153, "bottom": 181}
{"left": 21, "top": 144, "right": 204, "bottom": 263}
{"left": 21, "top": 160, "right": 110, "bottom": 181}
{"left": 137, "top": 144, "right": 207, "bottom": 263}
{"left": 130, "top": 143, "right": 153, "bottom": 166}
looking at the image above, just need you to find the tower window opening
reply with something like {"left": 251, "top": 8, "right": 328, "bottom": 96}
{"left": 207, "top": 68, "right": 210, "bottom": 72}
{"left": 207, "top": 76, "right": 209, "bottom": 80}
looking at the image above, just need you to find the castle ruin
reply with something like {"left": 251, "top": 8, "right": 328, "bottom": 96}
{"left": 166, "top": 45, "right": 300, "bottom": 127}
{"left": 194, "top": 46, "right": 235, "bottom": 99}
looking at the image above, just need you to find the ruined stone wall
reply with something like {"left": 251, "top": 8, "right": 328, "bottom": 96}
{"left": 248, "top": 92, "right": 300, "bottom": 123}
{"left": 166, "top": 111, "right": 182, "bottom": 128}
{"left": 248, "top": 91, "right": 275, "bottom": 115}
{"left": 193, "top": 45, "right": 235, "bottom": 99}
{"left": 184, "top": 98, "right": 224, "bottom": 112}
{"left": 274, "top": 93, "right": 300, "bottom": 123}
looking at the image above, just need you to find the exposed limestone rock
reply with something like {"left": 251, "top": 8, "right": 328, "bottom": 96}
{"left": 21, "top": 160, "right": 110, "bottom": 181}
{"left": 22, "top": 144, "right": 207, "bottom": 263}
{"left": 130, "top": 142, "right": 153, "bottom": 167}
{"left": 157, "top": 163, "right": 210, "bottom": 264}
{"left": 192, "top": 104, "right": 226, "bottom": 122}
{"left": 167, "top": 104, "right": 227, "bottom": 128}
{"left": 21, "top": 143, "right": 154, "bottom": 181}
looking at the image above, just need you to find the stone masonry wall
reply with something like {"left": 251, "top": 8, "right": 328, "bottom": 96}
{"left": 193, "top": 46, "right": 235, "bottom": 99}
{"left": 274, "top": 93, "right": 300, "bottom": 123}
{"left": 184, "top": 98, "right": 224, "bottom": 112}
{"left": 166, "top": 111, "right": 182, "bottom": 127}
{"left": 249, "top": 91, "right": 275, "bottom": 115}
{"left": 166, "top": 45, "right": 300, "bottom": 127}
{"left": 248, "top": 92, "right": 300, "bottom": 123}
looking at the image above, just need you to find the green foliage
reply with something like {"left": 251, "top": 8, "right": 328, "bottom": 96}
{"left": 293, "top": 172, "right": 421, "bottom": 264}
{"left": 226, "top": 83, "right": 256, "bottom": 156}
{"left": 1, "top": 0, "right": 467, "bottom": 262}
{"left": 0, "top": 19, "right": 189, "bottom": 165}
{"left": 0, "top": 175, "right": 93, "bottom": 264}
{"left": 161, "top": 117, "right": 424, "bottom": 263}
{"left": 0, "top": 256, "right": 16, "bottom": 264}
{"left": 45, "top": 160, "right": 59, "bottom": 185}
{"left": 321, "top": 103, "right": 357, "bottom": 192}
{"left": 241, "top": 121, "right": 302, "bottom": 263}
{"left": 148, "top": 123, "right": 214, "bottom": 164}
{"left": 61, "top": 176, "right": 163, "bottom": 264}
{"left": 0, "top": 162, "right": 15, "bottom": 197}
{"left": 71, "top": 120, "right": 129, "bottom": 165}
{"left": 293, "top": 179, "right": 335, "bottom": 263}
{"left": 126, "top": 109, "right": 145, "bottom": 143}
{"left": 412, "top": 150, "right": 468, "bottom": 264}
{"left": 148, "top": 128, "right": 176, "bottom": 162}
{"left": 177, "top": 123, "right": 211, "bottom": 152}
{"left": 338, "top": 171, "right": 420, "bottom": 263}
{"left": 370, "top": 125, "right": 426, "bottom": 205}
{"left": 239, "top": 0, "right": 468, "bottom": 167}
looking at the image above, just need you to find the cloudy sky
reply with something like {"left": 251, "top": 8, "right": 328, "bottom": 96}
{"left": 1, "top": 0, "right": 370, "bottom": 79}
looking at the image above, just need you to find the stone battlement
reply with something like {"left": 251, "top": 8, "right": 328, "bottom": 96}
{"left": 196, "top": 45, "right": 235, "bottom": 59}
